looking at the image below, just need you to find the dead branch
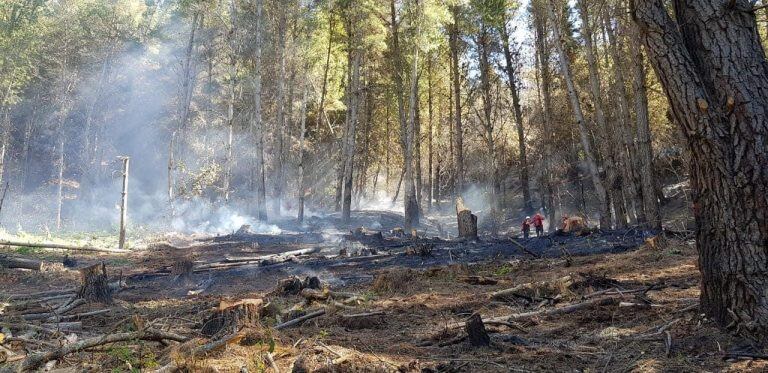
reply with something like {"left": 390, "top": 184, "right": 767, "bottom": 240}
{"left": 274, "top": 309, "right": 326, "bottom": 330}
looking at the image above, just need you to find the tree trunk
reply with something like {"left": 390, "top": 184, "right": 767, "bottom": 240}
{"left": 603, "top": 8, "right": 643, "bottom": 225}
{"left": 456, "top": 197, "right": 478, "bottom": 239}
{"left": 547, "top": 0, "right": 610, "bottom": 229}
{"left": 118, "top": 157, "right": 129, "bottom": 251}
{"left": 632, "top": 0, "right": 768, "bottom": 340}
{"left": 223, "top": 0, "right": 238, "bottom": 202}
{"left": 56, "top": 138, "right": 64, "bottom": 231}
{"left": 297, "top": 85, "right": 308, "bottom": 223}
{"left": 628, "top": 15, "right": 661, "bottom": 229}
{"left": 274, "top": 9, "right": 288, "bottom": 217}
{"left": 251, "top": 0, "right": 267, "bottom": 221}
{"left": 499, "top": 22, "right": 531, "bottom": 212}
{"left": 580, "top": 0, "right": 629, "bottom": 229}
{"left": 533, "top": 1, "right": 556, "bottom": 232}
{"left": 427, "top": 57, "right": 434, "bottom": 210}
{"left": 449, "top": 5, "right": 464, "bottom": 196}
{"left": 341, "top": 36, "right": 361, "bottom": 224}
{"left": 404, "top": 1, "right": 422, "bottom": 231}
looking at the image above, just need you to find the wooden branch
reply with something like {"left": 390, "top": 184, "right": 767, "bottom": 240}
{"left": 2, "top": 329, "right": 187, "bottom": 372}
{"left": 274, "top": 309, "right": 326, "bottom": 330}
{"left": 0, "top": 239, "right": 129, "bottom": 254}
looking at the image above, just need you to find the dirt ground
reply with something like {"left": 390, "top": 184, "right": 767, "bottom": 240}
{"left": 1, "top": 218, "right": 766, "bottom": 372}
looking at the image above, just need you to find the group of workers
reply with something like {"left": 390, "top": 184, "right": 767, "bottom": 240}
{"left": 521, "top": 212, "right": 545, "bottom": 238}
{"left": 522, "top": 212, "right": 589, "bottom": 238}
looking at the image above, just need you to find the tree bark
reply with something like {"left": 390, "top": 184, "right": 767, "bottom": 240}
{"left": 632, "top": 0, "right": 768, "bottom": 340}
{"left": 546, "top": 0, "right": 610, "bottom": 229}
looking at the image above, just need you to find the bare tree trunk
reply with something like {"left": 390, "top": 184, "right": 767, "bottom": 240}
{"left": 603, "top": 7, "right": 644, "bottom": 224}
{"left": 118, "top": 157, "right": 129, "bottom": 251}
{"left": 533, "top": 5, "right": 556, "bottom": 232}
{"left": 477, "top": 23, "right": 500, "bottom": 213}
{"left": 499, "top": 21, "right": 531, "bottom": 212}
{"left": 449, "top": 5, "right": 464, "bottom": 196}
{"left": 576, "top": 0, "right": 627, "bottom": 229}
{"left": 633, "top": 0, "right": 768, "bottom": 340}
{"left": 251, "top": 0, "right": 267, "bottom": 221}
{"left": 546, "top": 0, "right": 610, "bottom": 229}
{"left": 56, "top": 138, "right": 64, "bottom": 231}
{"left": 274, "top": 8, "right": 288, "bottom": 217}
{"left": 318, "top": 2, "right": 334, "bottom": 134}
{"left": 297, "top": 84, "right": 308, "bottom": 223}
{"left": 628, "top": 15, "right": 661, "bottom": 229}
{"left": 341, "top": 9, "right": 362, "bottom": 224}
{"left": 224, "top": 0, "right": 238, "bottom": 202}
{"left": 404, "top": 0, "right": 422, "bottom": 231}
{"left": 427, "top": 56, "right": 434, "bottom": 210}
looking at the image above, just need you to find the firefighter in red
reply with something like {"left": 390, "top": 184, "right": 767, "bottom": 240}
{"left": 522, "top": 216, "right": 532, "bottom": 239}
{"left": 532, "top": 212, "right": 545, "bottom": 237}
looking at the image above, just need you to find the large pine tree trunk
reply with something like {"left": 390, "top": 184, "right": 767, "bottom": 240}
{"left": 633, "top": 0, "right": 768, "bottom": 340}
{"left": 547, "top": 0, "right": 610, "bottom": 229}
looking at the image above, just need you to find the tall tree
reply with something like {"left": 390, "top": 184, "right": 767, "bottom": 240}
{"left": 546, "top": 0, "right": 610, "bottom": 229}
{"left": 448, "top": 4, "right": 464, "bottom": 196}
{"left": 498, "top": 6, "right": 531, "bottom": 212}
{"left": 633, "top": 0, "right": 768, "bottom": 340}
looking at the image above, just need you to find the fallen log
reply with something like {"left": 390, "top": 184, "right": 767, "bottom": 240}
{"left": 4, "top": 288, "right": 78, "bottom": 301}
{"left": 508, "top": 239, "right": 540, "bottom": 258}
{"left": 0, "top": 239, "right": 129, "bottom": 254}
{"left": 224, "top": 247, "right": 321, "bottom": 263}
{"left": 0, "top": 255, "right": 44, "bottom": 271}
{"left": 1, "top": 328, "right": 188, "bottom": 373}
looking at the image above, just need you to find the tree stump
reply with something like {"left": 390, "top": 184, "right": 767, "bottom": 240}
{"left": 201, "top": 298, "right": 263, "bottom": 337}
{"left": 77, "top": 263, "right": 112, "bottom": 303}
{"left": 171, "top": 258, "right": 194, "bottom": 285}
{"left": 464, "top": 313, "right": 490, "bottom": 347}
{"left": 456, "top": 198, "right": 478, "bottom": 239}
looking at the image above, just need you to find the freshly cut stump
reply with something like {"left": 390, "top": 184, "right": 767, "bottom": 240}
{"left": 465, "top": 313, "right": 490, "bottom": 347}
{"left": 77, "top": 263, "right": 112, "bottom": 303}
{"left": 201, "top": 298, "right": 263, "bottom": 337}
{"left": 456, "top": 198, "right": 478, "bottom": 239}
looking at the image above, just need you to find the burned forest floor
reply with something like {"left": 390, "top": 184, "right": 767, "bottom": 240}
{"left": 0, "top": 210, "right": 763, "bottom": 372}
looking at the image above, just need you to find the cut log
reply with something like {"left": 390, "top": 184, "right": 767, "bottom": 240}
{"left": 0, "top": 255, "right": 44, "bottom": 271}
{"left": 456, "top": 197, "right": 478, "bottom": 239}
{"left": 201, "top": 299, "right": 263, "bottom": 338}
{"left": 77, "top": 263, "right": 112, "bottom": 303}
{"left": 0, "top": 239, "right": 129, "bottom": 253}
{"left": 460, "top": 276, "right": 498, "bottom": 285}
{"left": 464, "top": 313, "right": 490, "bottom": 347}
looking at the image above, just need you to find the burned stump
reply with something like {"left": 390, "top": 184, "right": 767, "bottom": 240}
{"left": 77, "top": 263, "right": 112, "bottom": 303}
{"left": 273, "top": 276, "right": 322, "bottom": 296}
{"left": 456, "top": 198, "right": 478, "bottom": 239}
{"left": 405, "top": 243, "right": 434, "bottom": 257}
{"left": 171, "top": 258, "right": 195, "bottom": 285}
{"left": 465, "top": 313, "right": 490, "bottom": 347}
{"left": 201, "top": 299, "right": 263, "bottom": 337}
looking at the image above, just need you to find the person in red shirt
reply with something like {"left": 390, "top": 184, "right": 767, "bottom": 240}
{"left": 532, "top": 212, "right": 545, "bottom": 237}
{"left": 522, "top": 216, "right": 532, "bottom": 239}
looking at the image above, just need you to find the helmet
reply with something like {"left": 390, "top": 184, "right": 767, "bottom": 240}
{"left": 525, "top": 216, "right": 531, "bottom": 219}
